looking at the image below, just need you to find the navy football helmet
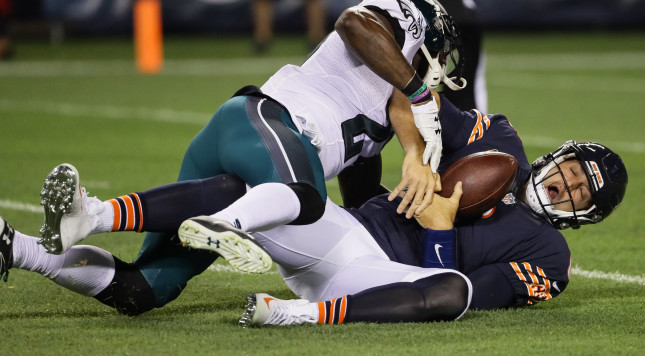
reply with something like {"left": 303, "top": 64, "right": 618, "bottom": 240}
{"left": 411, "top": 0, "right": 465, "bottom": 90}
{"left": 524, "top": 140, "right": 628, "bottom": 229}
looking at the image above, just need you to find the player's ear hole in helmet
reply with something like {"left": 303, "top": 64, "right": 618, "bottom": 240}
{"left": 524, "top": 140, "right": 628, "bottom": 230}
{"left": 411, "top": 0, "right": 466, "bottom": 90}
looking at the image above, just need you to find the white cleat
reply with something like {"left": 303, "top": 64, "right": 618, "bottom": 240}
{"left": 39, "top": 163, "right": 102, "bottom": 254}
{"left": 178, "top": 216, "right": 272, "bottom": 274}
{"left": 239, "top": 293, "right": 317, "bottom": 327}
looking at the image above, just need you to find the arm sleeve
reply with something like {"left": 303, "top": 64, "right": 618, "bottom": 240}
{"left": 338, "top": 154, "right": 390, "bottom": 208}
{"left": 467, "top": 265, "right": 517, "bottom": 310}
{"left": 438, "top": 94, "right": 490, "bottom": 155}
{"left": 468, "top": 260, "right": 570, "bottom": 310}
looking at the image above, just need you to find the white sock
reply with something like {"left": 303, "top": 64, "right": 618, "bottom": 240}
{"left": 212, "top": 183, "right": 301, "bottom": 232}
{"left": 94, "top": 200, "right": 115, "bottom": 234}
{"left": 12, "top": 231, "right": 115, "bottom": 297}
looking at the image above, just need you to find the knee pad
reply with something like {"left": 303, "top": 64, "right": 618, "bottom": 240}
{"left": 417, "top": 272, "right": 472, "bottom": 321}
{"left": 287, "top": 182, "right": 325, "bottom": 225}
{"left": 93, "top": 258, "right": 156, "bottom": 316}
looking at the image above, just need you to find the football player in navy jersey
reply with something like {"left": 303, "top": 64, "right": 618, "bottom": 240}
{"left": 1, "top": 90, "right": 627, "bottom": 324}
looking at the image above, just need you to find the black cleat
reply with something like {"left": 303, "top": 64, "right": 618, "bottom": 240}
{"left": 1, "top": 217, "right": 15, "bottom": 282}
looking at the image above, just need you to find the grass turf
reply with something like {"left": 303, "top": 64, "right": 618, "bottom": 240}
{"left": 1, "top": 32, "right": 644, "bottom": 355}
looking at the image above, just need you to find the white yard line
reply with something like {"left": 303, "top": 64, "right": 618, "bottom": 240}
{"left": 0, "top": 199, "right": 43, "bottom": 213}
{"left": 0, "top": 57, "right": 303, "bottom": 77}
{"left": 0, "top": 52, "right": 643, "bottom": 78}
{"left": 0, "top": 99, "right": 209, "bottom": 125}
{"left": 571, "top": 265, "right": 645, "bottom": 286}
{"left": 3, "top": 100, "right": 644, "bottom": 153}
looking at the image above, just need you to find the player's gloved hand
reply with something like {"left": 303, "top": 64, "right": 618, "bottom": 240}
{"left": 411, "top": 99, "right": 442, "bottom": 172}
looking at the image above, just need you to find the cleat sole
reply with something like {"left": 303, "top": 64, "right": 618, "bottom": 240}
{"left": 239, "top": 294, "right": 258, "bottom": 328}
{"left": 178, "top": 218, "right": 272, "bottom": 274}
{"left": 39, "top": 164, "right": 78, "bottom": 254}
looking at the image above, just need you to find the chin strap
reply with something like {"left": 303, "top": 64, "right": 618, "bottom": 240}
{"left": 443, "top": 75, "right": 467, "bottom": 91}
{"left": 420, "top": 45, "right": 467, "bottom": 91}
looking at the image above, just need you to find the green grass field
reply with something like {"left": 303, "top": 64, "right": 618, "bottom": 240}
{"left": 1, "top": 32, "right": 644, "bottom": 355}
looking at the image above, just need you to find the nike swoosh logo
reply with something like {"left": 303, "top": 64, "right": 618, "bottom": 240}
{"left": 553, "top": 281, "right": 560, "bottom": 292}
{"left": 434, "top": 244, "right": 444, "bottom": 267}
{"left": 263, "top": 297, "right": 275, "bottom": 307}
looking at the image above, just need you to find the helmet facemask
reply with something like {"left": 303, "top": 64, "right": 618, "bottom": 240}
{"left": 414, "top": 0, "right": 466, "bottom": 90}
{"left": 525, "top": 140, "right": 626, "bottom": 230}
{"left": 524, "top": 153, "right": 599, "bottom": 229}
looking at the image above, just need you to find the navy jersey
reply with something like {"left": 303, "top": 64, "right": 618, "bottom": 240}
{"left": 348, "top": 96, "right": 572, "bottom": 310}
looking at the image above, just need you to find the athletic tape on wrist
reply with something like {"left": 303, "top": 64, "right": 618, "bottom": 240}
{"left": 402, "top": 74, "right": 428, "bottom": 101}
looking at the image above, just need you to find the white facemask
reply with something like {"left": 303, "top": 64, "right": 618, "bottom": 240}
{"left": 420, "top": 44, "right": 467, "bottom": 91}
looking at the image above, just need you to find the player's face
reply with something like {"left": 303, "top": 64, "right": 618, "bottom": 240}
{"left": 542, "top": 160, "right": 593, "bottom": 212}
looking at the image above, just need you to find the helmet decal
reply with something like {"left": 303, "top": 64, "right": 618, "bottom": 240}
{"left": 586, "top": 161, "right": 604, "bottom": 189}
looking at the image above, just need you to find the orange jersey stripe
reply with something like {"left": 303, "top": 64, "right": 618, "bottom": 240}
{"left": 468, "top": 112, "right": 482, "bottom": 144}
{"left": 510, "top": 262, "right": 526, "bottom": 281}
{"left": 522, "top": 262, "right": 539, "bottom": 284}
{"left": 536, "top": 267, "right": 553, "bottom": 300}
{"left": 109, "top": 199, "right": 121, "bottom": 231}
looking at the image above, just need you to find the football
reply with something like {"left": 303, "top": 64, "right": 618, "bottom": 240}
{"left": 439, "top": 151, "right": 518, "bottom": 219}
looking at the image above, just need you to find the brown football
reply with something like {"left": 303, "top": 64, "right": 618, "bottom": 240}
{"left": 439, "top": 151, "right": 518, "bottom": 219}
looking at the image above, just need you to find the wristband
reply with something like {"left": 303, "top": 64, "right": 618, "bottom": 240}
{"left": 409, "top": 85, "right": 430, "bottom": 104}
{"left": 421, "top": 228, "right": 457, "bottom": 269}
{"left": 402, "top": 74, "right": 427, "bottom": 101}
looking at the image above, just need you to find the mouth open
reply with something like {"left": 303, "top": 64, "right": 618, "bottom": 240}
{"left": 547, "top": 185, "right": 559, "bottom": 202}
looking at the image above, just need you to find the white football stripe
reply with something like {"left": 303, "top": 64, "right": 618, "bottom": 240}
{"left": 0, "top": 57, "right": 302, "bottom": 77}
{"left": 3, "top": 99, "right": 644, "bottom": 154}
{"left": 0, "top": 199, "right": 43, "bottom": 214}
{"left": 0, "top": 98, "right": 208, "bottom": 125}
{"left": 571, "top": 265, "right": 645, "bottom": 286}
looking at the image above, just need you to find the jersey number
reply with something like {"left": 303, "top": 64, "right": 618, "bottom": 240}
{"left": 341, "top": 114, "right": 392, "bottom": 162}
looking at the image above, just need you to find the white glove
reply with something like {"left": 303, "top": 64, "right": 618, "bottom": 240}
{"left": 411, "top": 99, "right": 442, "bottom": 172}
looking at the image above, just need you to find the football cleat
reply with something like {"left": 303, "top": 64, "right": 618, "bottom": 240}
{"left": 239, "top": 293, "right": 317, "bottom": 327}
{"left": 39, "top": 163, "right": 103, "bottom": 254}
{"left": 178, "top": 216, "right": 272, "bottom": 274}
{"left": 1, "top": 217, "right": 15, "bottom": 282}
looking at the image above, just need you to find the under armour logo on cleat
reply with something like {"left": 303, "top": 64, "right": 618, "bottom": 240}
{"left": 207, "top": 237, "right": 220, "bottom": 248}
{"left": 1, "top": 228, "right": 12, "bottom": 245}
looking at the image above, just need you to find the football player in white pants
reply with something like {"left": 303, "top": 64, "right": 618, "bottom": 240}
{"left": 1, "top": 167, "right": 471, "bottom": 325}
